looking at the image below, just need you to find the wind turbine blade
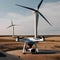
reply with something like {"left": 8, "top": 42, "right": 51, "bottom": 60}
{"left": 38, "top": 12, "right": 52, "bottom": 26}
{"left": 13, "top": 24, "right": 17, "bottom": 26}
{"left": 16, "top": 4, "right": 37, "bottom": 12}
{"left": 37, "top": 0, "right": 43, "bottom": 9}
{"left": 7, "top": 25, "right": 12, "bottom": 28}
{"left": 11, "top": 19, "right": 13, "bottom": 25}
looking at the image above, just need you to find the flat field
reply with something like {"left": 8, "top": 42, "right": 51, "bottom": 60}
{"left": 0, "top": 35, "right": 60, "bottom": 60}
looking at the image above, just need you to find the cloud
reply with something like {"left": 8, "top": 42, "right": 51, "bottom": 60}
{"left": 0, "top": 1, "right": 60, "bottom": 35}
{"left": 0, "top": 12, "right": 34, "bottom": 35}
{"left": 38, "top": 1, "right": 60, "bottom": 35}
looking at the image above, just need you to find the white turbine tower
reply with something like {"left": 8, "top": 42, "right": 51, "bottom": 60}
{"left": 7, "top": 20, "right": 16, "bottom": 37}
{"left": 16, "top": 0, "right": 52, "bottom": 38}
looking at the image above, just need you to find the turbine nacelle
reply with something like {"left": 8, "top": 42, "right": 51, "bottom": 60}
{"left": 32, "top": 9, "right": 39, "bottom": 14}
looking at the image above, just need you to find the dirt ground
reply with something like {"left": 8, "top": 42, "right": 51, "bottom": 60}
{"left": 0, "top": 35, "right": 60, "bottom": 60}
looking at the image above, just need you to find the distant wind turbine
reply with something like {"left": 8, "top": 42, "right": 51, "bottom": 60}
{"left": 7, "top": 20, "right": 17, "bottom": 37}
{"left": 16, "top": 0, "right": 52, "bottom": 38}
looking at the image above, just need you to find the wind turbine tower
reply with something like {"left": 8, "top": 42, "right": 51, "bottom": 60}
{"left": 7, "top": 20, "right": 16, "bottom": 37}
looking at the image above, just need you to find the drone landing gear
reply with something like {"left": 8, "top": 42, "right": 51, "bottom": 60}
{"left": 22, "top": 42, "right": 39, "bottom": 54}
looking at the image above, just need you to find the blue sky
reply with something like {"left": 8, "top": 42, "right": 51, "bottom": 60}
{"left": 0, "top": 0, "right": 60, "bottom": 35}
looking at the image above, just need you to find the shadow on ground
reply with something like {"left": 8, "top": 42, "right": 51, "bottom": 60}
{"left": 0, "top": 52, "right": 6, "bottom": 57}
{"left": 32, "top": 50, "right": 60, "bottom": 54}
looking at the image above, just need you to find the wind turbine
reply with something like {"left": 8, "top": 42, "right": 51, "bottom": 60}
{"left": 7, "top": 20, "right": 16, "bottom": 37}
{"left": 15, "top": 0, "right": 52, "bottom": 53}
{"left": 16, "top": 0, "right": 52, "bottom": 39}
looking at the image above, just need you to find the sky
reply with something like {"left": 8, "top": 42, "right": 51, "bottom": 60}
{"left": 0, "top": 0, "right": 60, "bottom": 35}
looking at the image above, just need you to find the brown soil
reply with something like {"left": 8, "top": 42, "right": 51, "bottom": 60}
{"left": 0, "top": 35, "right": 60, "bottom": 60}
